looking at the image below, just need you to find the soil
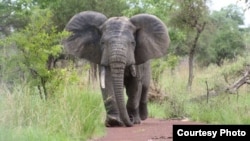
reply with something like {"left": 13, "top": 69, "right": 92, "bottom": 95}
{"left": 92, "top": 118, "right": 203, "bottom": 141}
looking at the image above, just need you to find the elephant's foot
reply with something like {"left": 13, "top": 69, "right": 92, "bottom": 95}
{"left": 105, "top": 115, "right": 124, "bottom": 127}
{"left": 134, "top": 116, "right": 141, "bottom": 124}
{"left": 129, "top": 115, "right": 141, "bottom": 124}
{"left": 139, "top": 103, "right": 148, "bottom": 120}
{"left": 127, "top": 108, "right": 141, "bottom": 124}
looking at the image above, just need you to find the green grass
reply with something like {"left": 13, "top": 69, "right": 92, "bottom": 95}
{"left": 148, "top": 94, "right": 188, "bottom": 119}
{"left": 0, "top": 127, "right": 69, "bottom": 141}
{"left": 148, "top": 102, "right": 167, "bottom": 119}
{"left": 0, "top": 81, "right": 105, "bottom": 141}
{"left": 148, "top": 56, "right": 250, "bottom": 124}
{"left": 187, "top": 93, "right": 250, "bottom": 124}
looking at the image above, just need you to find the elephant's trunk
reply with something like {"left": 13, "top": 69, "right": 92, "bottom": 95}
{"left": 110, "top": 55, "right": 133, "bottom": 127}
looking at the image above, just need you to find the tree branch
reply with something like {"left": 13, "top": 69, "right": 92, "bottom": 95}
{"left": 226, "top": 66, "right": 250, "bottom": 94}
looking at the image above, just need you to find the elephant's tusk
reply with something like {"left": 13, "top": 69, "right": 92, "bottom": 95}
{"left": 100, "top": 66, "right": 106, "bottom": 89}
{"left": 130, "top": 65, "right": 136, "bottom": 77}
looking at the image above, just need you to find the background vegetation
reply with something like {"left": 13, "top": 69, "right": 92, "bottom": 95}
{"left": 0, "top": 0, "right": 249, "bottom": 140}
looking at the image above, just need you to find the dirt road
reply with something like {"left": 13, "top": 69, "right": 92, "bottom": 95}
{"left": 93, "top": 118, "right": 202, "bottom": 141}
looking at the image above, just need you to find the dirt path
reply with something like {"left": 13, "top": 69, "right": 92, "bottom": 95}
{"left": 93, "top": 118, "right": 202, "bottom": 141}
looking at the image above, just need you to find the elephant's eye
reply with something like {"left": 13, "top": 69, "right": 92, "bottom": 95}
{"left": 131, "top": 41, "right": 136, "bottom": 46}
{"left": 100, "top": 41, "right": 105, "bottom": 51}
{"left": 100, "top": 41, "right": 105, "bottom": 45}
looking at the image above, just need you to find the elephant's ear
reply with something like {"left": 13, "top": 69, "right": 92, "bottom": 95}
{"left": 130, "top": 14, "right": 170, "bottom": 64}
{"left": 64, "top": 11, "right": 107, "bottom": 64}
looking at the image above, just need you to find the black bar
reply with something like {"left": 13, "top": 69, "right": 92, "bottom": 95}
{"left": 173, "top": 124, "right": 250, "bottom": 141}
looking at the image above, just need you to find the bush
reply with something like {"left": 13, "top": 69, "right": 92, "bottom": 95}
{"left": 1, "top": 8, "right": 69, "bottom": 99}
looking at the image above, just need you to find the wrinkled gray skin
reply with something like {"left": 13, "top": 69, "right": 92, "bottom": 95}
{"left": 64, "top": 11, "right": 170, "bottom": 127}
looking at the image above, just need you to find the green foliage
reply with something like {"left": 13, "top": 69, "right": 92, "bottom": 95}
{"left": 0, "top": 127, "right": 69, "bottom": 141}
{"left": 221, "top": 4, "right": 244, "bottom": 25}
{"left": 0, "top": 78, "right": 105, "bottom": 141}
{"left": 148, "top": 55, "right": 250, "bottom": 124}
{"left": 168, "top": 0, "right": 209, "bottom": 57}
{"left": 148, "top": 102, "right": 167, "bottom": 119}
{"left": 149, "top": 94, "right": 188, "bottom": 119}
{"left": 151, "top": 59, "right": 168, "bottom": 85}
{"left": 166, "top": 54, "right": 179, "bottom": 70}
{"left": 211, "top": 29, "right": 244, "bottom": 66}
{"left": 151, "top": 54, "right": 179, "bottom": 88}
{"left": 123, "top": 0, "right": 173, "bottom": 22}
{"left": 170, "top": 0, "right": 208, "bottom": 30}
{"left": 34, "top": 0, "right": 129, "bottom": 31}
{"left": 168, "top": 28, "right": 187, "bottom": 55}
{"left": 0, "top": 0, "right": 32, "bottom": 36}
{"left": 219, "top": 56, "right": 250, "bottom": 85}
{"left": 188, "top": 94, "right": 250, "bottom": 124}
{"left": 197, "top": 4, "right": 245, "bottom": 66}
{"left": 2, "top": 8, "right": 69, "bottom": 97}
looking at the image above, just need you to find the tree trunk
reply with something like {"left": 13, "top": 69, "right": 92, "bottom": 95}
{"left": 187, "top": 22, "right": 206, "bottom": 91}
{"left": 187, "top": 49, "right": 195, "bottom": 91}
{"left": 226, "top": 68, "right": 250, "bottom": 93}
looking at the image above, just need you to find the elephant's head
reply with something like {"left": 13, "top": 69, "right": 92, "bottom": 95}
{"left": 64, "top": 11, "right": 170, "bottom": 127}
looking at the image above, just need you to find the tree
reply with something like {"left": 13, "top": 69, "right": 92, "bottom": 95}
{"left": 0, "top": 0, "right": 32, "bottom": 36}
{"left": 170, "top": 0, "right": 209, "bottom": 90}
{"left": 34, "top": 0, "right": 129, "bottom": 31}
{"left": 239, "top": 0, "right": 250, "bottom": 9}
{"left": 123, "top": 0, "right": 174, "bottom": 23}
{"left": 197, "top": 4, "right": 245, "bottom": 66}
{"left": 2, "top": 9, "right": 68, "bottom": 99}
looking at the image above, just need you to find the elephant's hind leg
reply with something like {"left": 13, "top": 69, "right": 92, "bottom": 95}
{"left": 139, "top": 84, "right": 149, "bottom": 120}
{"left": 139, "top": 62, "right": 150, "bottom": 120}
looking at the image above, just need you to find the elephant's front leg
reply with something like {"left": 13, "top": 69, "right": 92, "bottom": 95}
{"left": 100, "top": 67, "right": 124, "bottom": 127}
{"left": 125, "top": 77, "right": 142, "bottom": 124}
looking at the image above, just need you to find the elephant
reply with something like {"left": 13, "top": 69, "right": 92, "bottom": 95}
{"left": 63, "top": 11, "right": 170, "bottom": 127}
